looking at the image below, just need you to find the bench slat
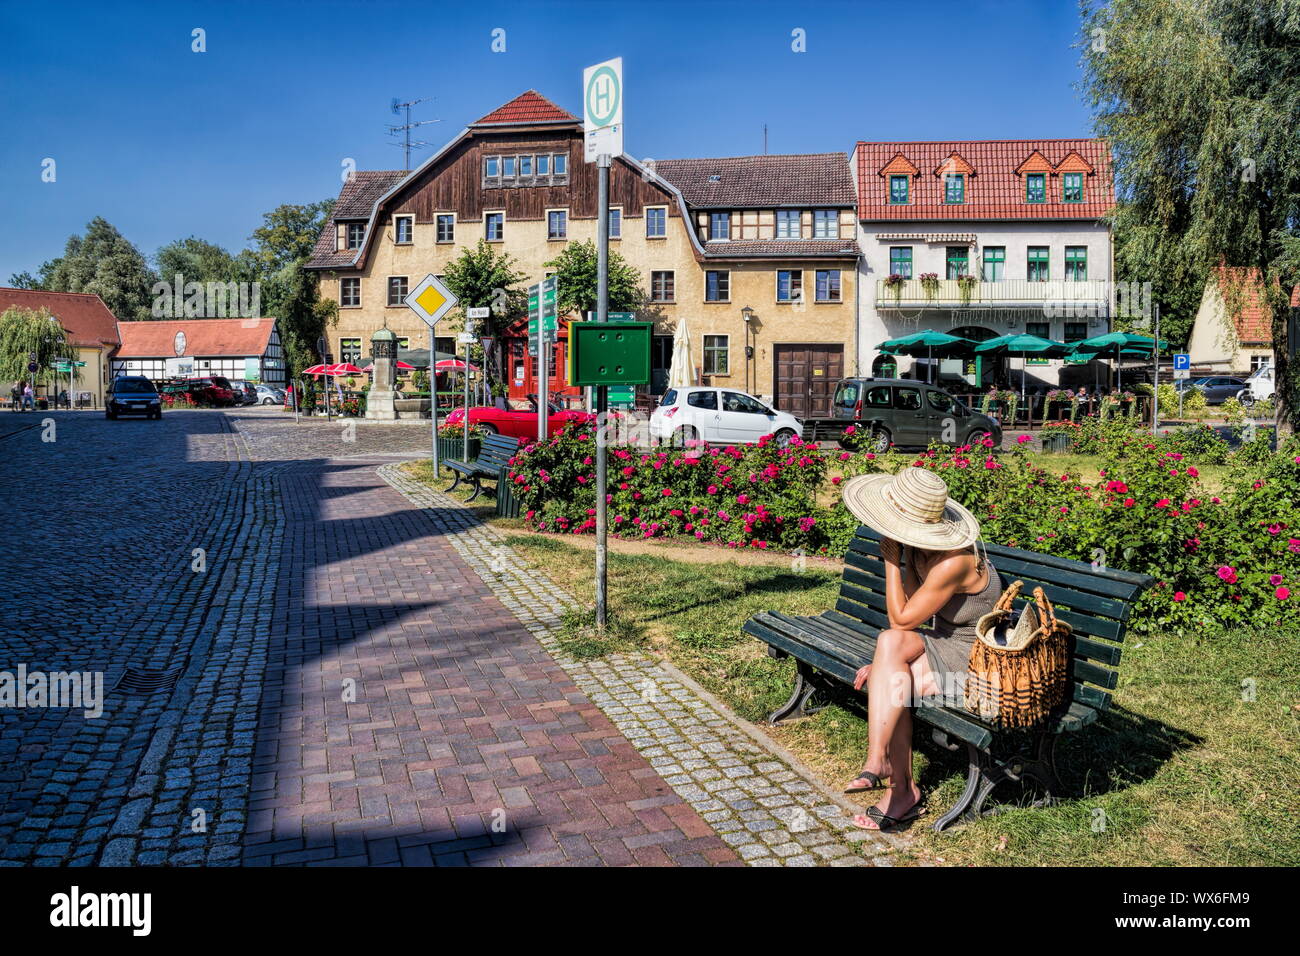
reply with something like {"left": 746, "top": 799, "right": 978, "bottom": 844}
{"left": 853, "top": 525, "right": 1154, "bottom": 592}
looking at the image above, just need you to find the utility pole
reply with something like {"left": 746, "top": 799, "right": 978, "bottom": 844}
{"left": 387, "top": 97, "right": 441, "bottom": 171}
{"left": 1151, "top": 303, "right": 1160, "bottom": 434}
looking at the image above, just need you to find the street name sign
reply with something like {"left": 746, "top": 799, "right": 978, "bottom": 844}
{"left": 404, "top": 274, "right": 458, "bottom": 328}
{"left": 466, "top": 306, "right": 491, "bottom": 320}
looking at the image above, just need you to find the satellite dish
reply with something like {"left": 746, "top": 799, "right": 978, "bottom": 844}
{"left": 391, "top": 98, "right": 401, "bottom": 115}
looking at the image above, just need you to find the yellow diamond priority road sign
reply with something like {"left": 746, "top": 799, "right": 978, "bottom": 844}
{"left": 404, "top": 273, "right": 458, "bottom": 328}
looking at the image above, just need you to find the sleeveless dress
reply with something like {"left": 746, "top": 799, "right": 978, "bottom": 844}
{"left": 914, "top": 549, "right": 1002, "bottom": 682}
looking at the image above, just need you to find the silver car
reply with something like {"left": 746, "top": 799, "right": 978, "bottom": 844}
{"left": 254, "top": 384, "right": 284, "bottom": 405}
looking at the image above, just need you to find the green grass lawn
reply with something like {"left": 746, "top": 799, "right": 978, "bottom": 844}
{"left": 504, "top": 532, "right": 1300, "bottom": 867}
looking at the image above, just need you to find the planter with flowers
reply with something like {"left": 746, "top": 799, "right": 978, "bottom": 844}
{"left": 955, "top": 273, "right": 978, "bottom": 306}
{"left": 919, "top": 272, "right": 940, "bottom": 303}
{"left": 883, "top": 272, "right": 907, "bottom": 305}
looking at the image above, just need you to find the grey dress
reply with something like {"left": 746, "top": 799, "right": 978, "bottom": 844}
{"left": 910, "top": 548, "right": 1002, "bottom": 682}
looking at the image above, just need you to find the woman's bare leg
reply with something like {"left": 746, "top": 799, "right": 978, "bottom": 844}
{"left": 853, "top": 629, "right": 926, "bottom": 828}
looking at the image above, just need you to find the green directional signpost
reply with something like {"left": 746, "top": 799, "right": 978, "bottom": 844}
{"left": 528, "top": 275, "right": 559, "bottom": 441}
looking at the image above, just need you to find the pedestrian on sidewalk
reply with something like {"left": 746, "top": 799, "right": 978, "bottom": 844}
{"left": 21, "top": 382, "right": 34, "bottom": 411}
{"left": 9, "top": 382, "right": 19, "bottom": 411}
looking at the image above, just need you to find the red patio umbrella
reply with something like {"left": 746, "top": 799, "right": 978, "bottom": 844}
{"left": 360, "top": 360, "right": 415, "bottom": 372}
{"left": 434, "top": 359, "right": 479, "bottom": 371}
{"left": 301, "top": 364, "right": 331, "bottom": 375}
{"left": 327, "top": 363, "right": 364, "bottom": 376}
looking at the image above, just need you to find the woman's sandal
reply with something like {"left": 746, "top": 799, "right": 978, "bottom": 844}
{"left": 843, "top": 770, "right": 890, "bottom": 794}
{"left": 852, "top": 801, "right": 926, "bottom": 832}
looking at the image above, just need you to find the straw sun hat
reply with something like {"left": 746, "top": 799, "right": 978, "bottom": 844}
{"left": 841, "top": 468, "right": 981, "bottom": 551}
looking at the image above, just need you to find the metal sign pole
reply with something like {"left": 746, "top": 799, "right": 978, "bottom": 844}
{"left": 595, "top": 153, "right": 611, "bottom": 629}
{"left": 463, "top": 342, "right": 471, "bottom": 466}
{"left": 430, "top": 325, "right": 439, "bottom": 479}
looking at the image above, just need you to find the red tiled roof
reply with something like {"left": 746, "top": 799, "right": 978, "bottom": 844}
{"left": 855, "top": 139, "right": 1114, "bottom": 221}
{"left": 1213, "top": 267, "right": 1273, "bottom": 345}
{"left": 116, "top": 318, "right": 277, "bottom": 358}
{"left": 0, "top": 287, "right": 121, "bottom": 348}
{"left": 656, "top": 154, "right": 855, "bottom": 208}
{"left": 472, "top": 90, "right": 579, "bottom": 126}
{"left": 307, "top": 170, "right": 406, "bottom": 270}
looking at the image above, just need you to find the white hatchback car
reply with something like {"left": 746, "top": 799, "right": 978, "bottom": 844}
{"left": 649, "top": 386, "right": 802, "bottom": 446}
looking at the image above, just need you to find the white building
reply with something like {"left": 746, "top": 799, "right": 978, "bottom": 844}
{"left": 853, "top": 140, "right": 1115, "bottom": 393}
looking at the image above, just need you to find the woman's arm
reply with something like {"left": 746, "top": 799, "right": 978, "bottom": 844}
{"left": 884, "top": 548, "right": 967, "bottom": 631}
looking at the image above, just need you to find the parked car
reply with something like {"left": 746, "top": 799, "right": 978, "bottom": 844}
{"left": 649, "top": 386, "right": 802, "bottom": 446}
{"left": 163, "top": 377, "right": 236, "bottom": 407}
{"left": 805, "top": 378, "right": 1001, "bottom": 452}
{"left": 254, "top": 384, "right": 285, "bottom": 405}
{"left": 1241, "top": 363, "right": 1274, "bottom": 406}
{"left": 1176, "top": 375, "right": 1247, "bottom": 405}
{"left": 445, "top": 394, "right": 595, "bottom": 441}
{"left": 229, "top": 380, "right": 259, "bottom": 405}
{"left": 105, "top": 376, "right": 162, "bottom": 420}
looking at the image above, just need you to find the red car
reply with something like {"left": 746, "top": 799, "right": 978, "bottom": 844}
{"left": 446, "top": 394, "right": 595, "bottom": 441}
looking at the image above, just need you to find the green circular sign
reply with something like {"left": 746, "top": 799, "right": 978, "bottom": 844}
{"left": 585, "top": 66, "right": 620, "bottom": 127}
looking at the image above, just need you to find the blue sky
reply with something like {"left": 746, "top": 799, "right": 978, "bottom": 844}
{"left": 0, "top": 0, "right": 1091, "bottom": 278}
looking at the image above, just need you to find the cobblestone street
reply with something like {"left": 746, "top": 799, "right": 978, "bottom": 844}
{"left": 0, "top": 408, "right": 892, "bottom": 866}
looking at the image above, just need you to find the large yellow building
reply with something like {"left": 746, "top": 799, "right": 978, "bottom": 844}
{"left": 305, "top": 91, "right": 859, "bottom": 417}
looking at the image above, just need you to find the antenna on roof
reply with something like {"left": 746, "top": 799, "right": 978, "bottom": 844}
{"left": 387, "top": 97, "right": 441, "bottom": 171}
{"left": 763, "top": 124, "right": 768, "bottom": 155}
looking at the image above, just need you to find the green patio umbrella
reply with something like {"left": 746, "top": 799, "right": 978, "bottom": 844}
{"left": 1067, "top": 332, "right": 1167, "bottom": 391}
{"left": 974, "top": 333, "right": 1070, "bottom": 406}
{"left": 878, "top": 330, "right": 976, "bottom": 385}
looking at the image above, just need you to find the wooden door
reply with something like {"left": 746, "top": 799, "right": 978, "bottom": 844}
{"left": 774, "top": 344, "right": 844, "bottom": 419}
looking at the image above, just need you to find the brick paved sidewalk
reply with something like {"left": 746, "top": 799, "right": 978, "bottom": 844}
{"left": 242, "top": 456, "right": 741, "bottom": 866}
{"left": 380, "top": 465, "right": 897, "bottom": 867}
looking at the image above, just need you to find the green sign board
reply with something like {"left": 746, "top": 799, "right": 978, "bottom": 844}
{"left": 569, "top": 322, "right": 652, "bottom": 387}
{"left": 607, "top": 386, "right": 636, "bottom": 405}
{"left": 541, "top": 275, "right": 558, "bottom": 333}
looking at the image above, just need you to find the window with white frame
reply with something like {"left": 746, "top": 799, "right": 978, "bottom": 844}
{"left": 776, "top": 270, "right": 803, "bottom": 303}
{"left": 645, "top": 207, "right": 667, "bottom": 238}
{"left": 394, "top": 216, "right": 413, "bottom": 244}
{"left": 436, "top": 214, "right": 454, "bottom": 243}
{"left": 485, "top": 212, "right": 504, "bottom": 241}
{"left": 813, "top": 210, "right": 838, "bottom": 239}
{"left": 346, "top": 223, "right": 365, "bottom": 249}
{"left": 387, "top": 276, "right": 408, "bottom": 306}
{"left": 547, "top": 210, "right": 568, "bottom": 240}
{"left": 651, "top": 270, "right": 675, "bottom": 302}
{"left": 776, "top": 210, "right": 800, "bottom": 239}
{"left": 608, "top": 208, "right": 622, "bottom": 239}
{"left": 340, "top": 277, "right": 360, "bottom": 307}
{"left": 705, "top": 270, "right": 730, "bottom": 302}
{"left": 815, "top": 269, "right": 841, "bottom": 302}
{"left": 709, "top": 212, "right": 730, "bottom": 241}
{"left": 703, "top": 335, "right": 729, "bottom": 375}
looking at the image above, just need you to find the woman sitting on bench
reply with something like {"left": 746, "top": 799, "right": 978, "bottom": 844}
{"left": 839, "top": 468, "right": 1001, "bottom": 831}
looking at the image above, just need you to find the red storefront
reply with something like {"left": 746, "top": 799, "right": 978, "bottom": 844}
{"left": 504, "top": 319, "right": 581, "bottom": 404}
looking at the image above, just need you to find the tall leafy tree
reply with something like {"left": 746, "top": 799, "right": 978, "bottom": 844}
{"left": 0, "top": 306, "right": 75, "bottom": 386}
{"left": 1081, "top": 0, "right": 1300, "bottom": 429}
{"left": 544, "top": 239, "right": 645, "bottom": 317}
{"left": 38, "top": 217, "right": 156, "bottom": 322}
{"left": 154, "top": 237, "right": 239, "bottom": 285}
{"left": 441, "top": 239, "right": 528, "bottom": 337}
{"left": 7, "top": 271, "right": 41, "bottom": 290}
{"left": 238, "top": 201, "right": 336, "bottom": 377}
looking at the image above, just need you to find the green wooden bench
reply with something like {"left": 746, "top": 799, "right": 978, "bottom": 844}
{"left": 742, "top": 525, "right": 1154, "bottom": 830}
{"left": 444, "top": 432, "right": 522, "bottom": 502}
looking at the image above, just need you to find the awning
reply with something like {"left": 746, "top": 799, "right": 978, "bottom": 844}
{"left": 874, "top": 233, "right": 978, "bottom": 244}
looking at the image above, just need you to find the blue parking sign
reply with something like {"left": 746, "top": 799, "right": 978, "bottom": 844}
{"left": 1173, "top": 353, "right": 1190, "bottom": 370}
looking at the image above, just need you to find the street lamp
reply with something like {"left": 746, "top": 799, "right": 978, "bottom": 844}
{"left": 741, "top": 306, "right": 754, "bottom": 393}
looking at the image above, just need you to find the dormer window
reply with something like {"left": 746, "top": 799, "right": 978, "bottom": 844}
{"left": 944, "top": 173, "right": 965, "bottom": 204}
{"left": 776, "top": 210, "right": 800, "bottom": 239}
{"left": 710, "top": 212, "right": 730, "bottom": 240}
{"left": 1062, "top": 172, "right": 1084, "bottom": 203}
{"left": 889, "top": 175, "right": 910, "bottom": 204}
{"left": 346, "top": 223, "right": 365, "bottom": 249}
{"left": 1025, "top": 173, "right": 1047, "bottom": 203}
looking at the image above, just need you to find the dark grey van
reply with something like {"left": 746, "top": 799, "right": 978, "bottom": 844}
{"left": 815, "top": 378, "right": 1002, "bottom": 452}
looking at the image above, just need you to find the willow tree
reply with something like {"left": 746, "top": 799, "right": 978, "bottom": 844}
{"left": 1080, "top": 0, "right": 1300, "bottom": 430}
{"left": 0, "top": 307, "right": 75, "bottom": 386}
